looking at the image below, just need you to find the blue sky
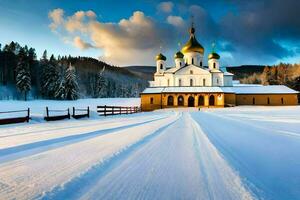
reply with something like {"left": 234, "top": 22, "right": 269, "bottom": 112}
{"left": 0, "top": 0, "right": 299, "bottom": 66}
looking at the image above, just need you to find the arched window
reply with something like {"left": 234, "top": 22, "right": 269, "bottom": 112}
{"left": 217, "top": 79, "right": 219, "bottom": 84}
{"left": 190, "top": 70, "right": 193, "bottom": 74}
{"left": 160, "top": 64, "right": 163, "bottom": 69}
{"left": 253, "top": 97, "right": 255, "bottom": 105}
{"left": 167, "top": 96, "right": 174, "bottom": 106}
{"left": 178, "top": 79, "right": 182, "bottom": 86}
{"left": 192, "top": 58, "right": 194, "bottom": 65}
{"left": 281, "top": 98, "right": 284, "bottom": 104}
{"left": 150, "top": 97, "right": 154, "bottom": 104}
{"left": 198, "top": 95, "right": 204, "bottom": 106}
{"left": 179, "top": 62, "right": 181, "bottom": 66}
{"left": 178, "top": 95, "right": 184, "bottom": 106}
{"left": 188, "top": 96, "right": 195, "bottom": 107}
{"left": 167, "top": 79, "right": 170, "bottom": 86}
{"left": 209, "top": 95, "right": 215, "bottom": 106}
{"left": 203, "top": 79, "right": 206, "bottom": 86}
{"left": 267, "top": 97, "right": 270, "bottom": 105}
{"left": 213, "top": 63, "right": 216, "bottom": 69}
{"left": 200, "top": 61, "right": 202, "bottom": 66}
{"left": 190, "top": 79, "right": 193, "bottom": 86}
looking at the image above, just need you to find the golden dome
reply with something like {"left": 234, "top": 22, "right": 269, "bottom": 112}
{"left": 155, "top": 53, "right": 166, "bottom": 61}
{"left": 208, "top": 52, "right": 220, "bottom": 60}
{"left": 181, "top": 27, "right": 204, "bottom": 54}
{"left": 174, "top": 51, "right": 184, "bottom": 59}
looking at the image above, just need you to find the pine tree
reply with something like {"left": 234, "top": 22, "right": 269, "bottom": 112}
{"left": 95, "top": 67, "right": 106, "bottom": 97}
{"left": 55, "top": 64, "right": 79, "bottom": 100}
{"left": 16, "top": 47, "right": 31, "bottom": 101}
{"left": 41, "top": 53, "right": 60, "bottom": 99}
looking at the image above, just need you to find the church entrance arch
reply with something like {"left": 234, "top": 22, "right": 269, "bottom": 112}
{"left": 167, "top": 96, "right": 174, "bottom": 106}
{"left": 188, "top": 96, "right": 195, "bottom": 107}
{"left": 198, "top": 95, "right": 204, "bottom": 106}
{"left": 209, "top": 95, "right": 215, "bottom": 106}
{"left": 178, "top": 95, "right": 184, "bottom": 106}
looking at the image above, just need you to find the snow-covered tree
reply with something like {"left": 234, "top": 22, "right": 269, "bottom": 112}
{"left": 96, "top": 66, "right": 107, "bottom": 97}
{"left": 16, "top": 47, "right": 31, "bottom": 101}
{"left": 55, "top": 64, "right": 79, "bottom": 100}
{"left": 41, "top": 53, "right": 60, "bottom": 99}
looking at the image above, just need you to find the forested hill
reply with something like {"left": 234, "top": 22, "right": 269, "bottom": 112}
{"left": 0, "top": 41, "right": 148, "bottom": 100}
{"left": 226, "top": 65, "right": 265, "bottom": 79}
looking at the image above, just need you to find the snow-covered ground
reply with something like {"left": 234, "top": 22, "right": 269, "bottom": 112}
{"left": 0, "top": 104, "right": 300, "bottom": 200}
{"left": 0, "top": 98, "right": 140, "bottom": 120}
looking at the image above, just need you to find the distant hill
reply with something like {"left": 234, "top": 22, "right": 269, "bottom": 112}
{"left": 124, "top": 65, "right": 266, "bottom": 81}
{"left": 226, "top": 65, "right": 265, "bottom": 79}
{"left": 124, "top": 66, "right": 156, "bottom": 81}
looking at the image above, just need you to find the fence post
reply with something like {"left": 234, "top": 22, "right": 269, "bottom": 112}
{"left": 126, "top": 107, "right": 128, "bottom": 114}
{"left": 119, "top": 107, "right": 121, "bottom": 115}
{"left": 73, "top": 107, "right": 75, "bottom": 117}
{"left": 46, "top": 107, "right": 49, "bottom": 118}
{"left": 27, "top": 108, "right": 30, "bottom": 122}
{"left": 87, "top": 106, "right": 90, "bottom": 118}
{"left": 104, "top": 105, "right": 107, "bottom": 117}
{"left": 68, "top": 108, "right": 70, "bottom": 119}
{"left": 112, "top": 107, "right": 114, "bottom": 115}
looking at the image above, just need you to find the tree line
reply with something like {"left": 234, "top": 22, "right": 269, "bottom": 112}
{"left": 0, "top": 41, "right": 147, "bottom": 100}
{"left": 240, "top": 63, "right": 300, "bottom": 100}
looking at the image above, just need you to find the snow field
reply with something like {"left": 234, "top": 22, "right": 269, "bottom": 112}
{"left": 0, "top": 111, "right": 179, "bottom": 200}
{"left": 0, "top": 105, "right": 299, "bottom": 200}
{"left": 0, "top": 98, "right": 140, "bottom": 120}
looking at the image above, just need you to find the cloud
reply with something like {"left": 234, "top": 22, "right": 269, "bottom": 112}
{"left": 49, "top": 9, "right": 179, "bottom": 65}
{"left": 167, "top": 16, "right": 184, "bottom": 27}
{"left": 48, "top": 0, "right": 300, "bottom": 66}
{"left": 157, "top": 1, "right": 174, "bottom": 13}
{"left": 48, "top": 8, "right": 64, "bottom": 31}
{"left": 73, "top": 36, "right": 94, "bottom": 49}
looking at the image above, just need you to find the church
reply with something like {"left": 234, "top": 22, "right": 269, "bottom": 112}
{"left": 140, "top": 25, "right": 298, "bottom": 111}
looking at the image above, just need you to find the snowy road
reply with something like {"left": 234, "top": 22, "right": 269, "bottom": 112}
{"left": 0, "top": 106, "right": 299, "bottom": 200}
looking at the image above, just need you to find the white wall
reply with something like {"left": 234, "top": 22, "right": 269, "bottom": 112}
{"left": 175, "top": 58, "right": 184, "bottom": 68}
{"left": 184, "top": 52, "right": 203, "bottom": 66}
{"left": 212, "top": 73, "right": 223, "bottom": 86}
{"left": 224, "top": 75, "right": 233, "bottom": 86}
{"left": 208, "top": 59, "right": 219, "bottom": 70}
{"left": 156, "top": 60, "right": 166, "bottom": 74}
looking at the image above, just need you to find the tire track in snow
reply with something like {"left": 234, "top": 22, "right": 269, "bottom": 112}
{"left": 0, "top": 112, "right": 180, "bottom": 200}
{"left": 0, "top": 112, "right": 165, "bottom": 139}
{"left": 0, "top": 114, "right": 171, "bottom": 163}
{"left": 41, "top": 113, "right": 182, "bottom": 200}
{"left": 188, "top": 113, "right": 255, "bottom": 200}
{"left": 44, "top": 112, "right": 254, "bottom": 200}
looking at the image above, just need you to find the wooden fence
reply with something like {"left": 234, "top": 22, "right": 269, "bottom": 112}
{"left": 72, "top": 107, "right": 90, "bottom": 119}
{"left": 0, "top": 108, "right": 30, "bottom": 125}
{"left": 44, "top": 107, "right": 70, "bottom": 121}
{"left": 97, "top": 105, "right": 140, "bottom": 116}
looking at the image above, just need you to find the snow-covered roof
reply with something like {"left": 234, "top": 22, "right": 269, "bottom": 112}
{"left": 141, "top": 87, "right": 223, "bottom": 94}
{"left": 141, "top": 85, "right": 299, "bottom": 94}
{"left": 224, "top": 72, "right": 234, "bottom": 76}
{"left": 142, "top": 87, "right": 164, "bottom": 94}
{"left": 222, "top": 85, "right": 299, "bottom": 94}
{"left": 164, "top": 67, "right": 178, "bottom": 73}
{"left": 163, "top": 87, "right": 223, "bottom": 93}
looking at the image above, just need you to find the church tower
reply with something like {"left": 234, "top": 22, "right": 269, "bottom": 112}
{"left": 208, "top": 43, "right": 220, "bottom": 70}
{"left": 181, "top": 23, "right": 204, "bottom": 67}
{"left": 174, "top": 51, "right": 184, "bottom": 68}
{"left": 156, "top": 53, "right": 166, "bottom": 74}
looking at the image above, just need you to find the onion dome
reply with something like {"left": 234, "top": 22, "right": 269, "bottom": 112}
{"left": 208, "top": 52, "right": 220, "bottom": 60}
{"left": 181, "top": 26, "right": 204, "bottom": 54}
{"left": 155, "top": 53, "right": 166, "bottom": 61}
{"left": 174, "top": 51, "right": 184, "bottom": 59}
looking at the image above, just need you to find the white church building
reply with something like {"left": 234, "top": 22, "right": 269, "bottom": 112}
{"left": 140, "top": 25, "right": 298, "bottom": 111}
{"left": 150, "top": 25, "right": 233, "bottom": 88}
